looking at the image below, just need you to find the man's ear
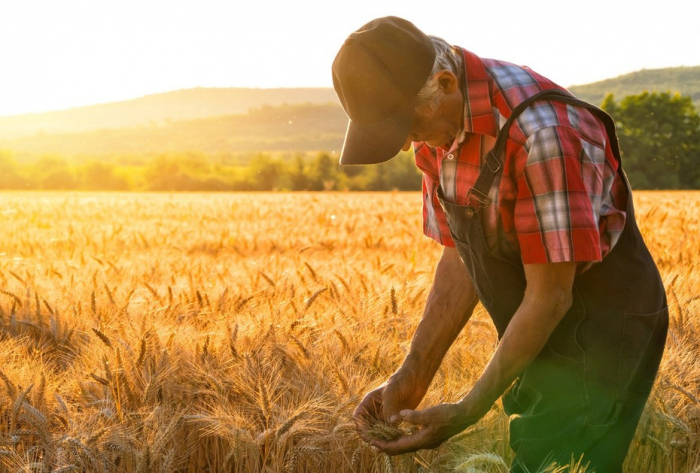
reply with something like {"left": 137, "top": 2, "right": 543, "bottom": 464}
{"left": 435, "top": 70, "right": 459, "bottom": 93}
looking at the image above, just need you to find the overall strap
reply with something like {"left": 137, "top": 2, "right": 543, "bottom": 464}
{"left": 467, "top": 89, "right": 621, "bottom": 209}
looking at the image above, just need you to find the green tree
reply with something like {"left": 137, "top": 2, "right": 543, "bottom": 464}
{"left": 382, "top": 151, "right": 422, "bottom": 190}
{"left": 81, "top": 161, "right": 129, "bottom": 190}
{"left": 288, "top": 155, "right": 311, "bottom": 191}
{"left": 145, "top": 154, "right": 181, "bottom": 189}
{"left": 368, "top": 163, "right": 387, "bottom": 191}
{"left": 247, "top": 153, "right": 284, "bottom": 190}
{"left": 177, "top": 151, "right": 212, "bottom": 177}
{"left": 602, "top": 92, "right": 700, "bottom": 189}
{"left": 32, "top": 155, "right": 78, "bottom": 190}
{"left": 0, "top": 150, "right": 31, "bottom": 189}
{"left": 310, "top": 152, "right": 337, "bottom": 190}
{"left": 144, "top": 153, "right": 204, "bottom": 191}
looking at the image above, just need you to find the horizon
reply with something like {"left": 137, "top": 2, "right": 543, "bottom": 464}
{"left": 2, "top": 63, "right": 699, "bottom": 120}
{"left": 2, "top": 0, "right": 699, "bottom": 117}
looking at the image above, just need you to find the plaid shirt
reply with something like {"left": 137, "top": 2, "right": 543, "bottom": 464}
{"left": 416, "top": 48, "right": 627, "bottom": 265}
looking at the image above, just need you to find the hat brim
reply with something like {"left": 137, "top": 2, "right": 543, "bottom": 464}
{"left": 338, "top": 107, "right": 413, "bottom": 165}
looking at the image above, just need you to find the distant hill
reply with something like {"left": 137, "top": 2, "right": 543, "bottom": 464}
{"left": 0, "top": 87, "right": 340, "bottom": 139}
{"left": 569, "top": 66, "right": 700, "bottom": 108}
{"left": 1, "top": 66, "right": 699, "bottom": 157}
{"left": 0, "top": 103, "right": 349, "bottom": 156}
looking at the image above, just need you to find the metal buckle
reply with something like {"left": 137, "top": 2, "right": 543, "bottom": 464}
{"left": 484, "top": 151, "right": 501, "bottom": 173}
{"left": 467, "top": 188, "right": 492, "bottom": 208}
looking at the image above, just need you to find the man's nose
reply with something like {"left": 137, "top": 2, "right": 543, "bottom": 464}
{"left": 401, "top": 136, "right": 413, "bottom": 152}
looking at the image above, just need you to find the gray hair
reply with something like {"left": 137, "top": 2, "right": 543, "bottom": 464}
{"left": 415, "top": 37, "right": 461, "bottom": 111}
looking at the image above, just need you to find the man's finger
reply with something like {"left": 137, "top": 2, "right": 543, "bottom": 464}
{"left": 353, "top": 396, "right": 381, "bottom": 422}
{"left": 352, "top": 405, "right": 373, "bottom": 422}
{"left": 355, "top": 427, "right": 371, "bottom": 443}
{"left": 398, "top": 408, "right": 429, "bottom": 426}
{"left": 353, "top": 390, "right": 387, "bottom": 443}
{"left": 382, "top": 399, "right": 401, "bottom": 424}
{"left": 371, "top": 428, "right": 430, "bottom": 456}
{"left": 353, "top": 407, "right": 375, "bottom": 441}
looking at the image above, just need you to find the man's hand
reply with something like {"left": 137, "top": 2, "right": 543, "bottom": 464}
{"left": 353, "top": 247, "right": 478, "bottom": 445}
{"left": 353, "top": 368, "right": 427, "bottom": 443}
{"left": 371, "top": 402, "right": 475, "bottom": 455}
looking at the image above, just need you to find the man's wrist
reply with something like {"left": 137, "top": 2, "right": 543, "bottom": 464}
{"left": 457, "top": 390, "right": 492, "bottom": 424}
{"left": 400, "top": 352, "right": 438, "bottom": 382}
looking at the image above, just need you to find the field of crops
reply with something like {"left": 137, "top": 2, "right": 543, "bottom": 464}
{"left": 0, "top": 191, "right": 698, "bottom": 472}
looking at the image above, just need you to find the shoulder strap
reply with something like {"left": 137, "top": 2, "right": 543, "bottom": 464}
{"left": 467, "top": 89, "right": 621, "bottom": 208}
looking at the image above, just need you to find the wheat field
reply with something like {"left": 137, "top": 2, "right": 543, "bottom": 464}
{"left": 0, "top": 191, "right": 698, "bottom": 472}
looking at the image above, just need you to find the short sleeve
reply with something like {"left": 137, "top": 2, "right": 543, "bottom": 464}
{"left": 515, "top": 126, "right": 602, "bottom": 264}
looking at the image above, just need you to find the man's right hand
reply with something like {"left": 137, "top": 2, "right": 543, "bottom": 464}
{"left": 353, "top": 368, "right": 427, "bottom": 443}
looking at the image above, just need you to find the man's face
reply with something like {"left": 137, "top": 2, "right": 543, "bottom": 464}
{"left": 402, "top": 71, "right": 464, "bottom": 151}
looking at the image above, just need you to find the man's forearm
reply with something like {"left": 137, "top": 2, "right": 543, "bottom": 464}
{"left": 459, "top": 262, "right": 576, "bottom": 420}
{"left": 400, "top": 247, "right": 479, "bottom": 385}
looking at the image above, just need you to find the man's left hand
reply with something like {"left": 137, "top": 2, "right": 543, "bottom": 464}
{"left": 370, "top": 402, "right": 475, "bottom": 455}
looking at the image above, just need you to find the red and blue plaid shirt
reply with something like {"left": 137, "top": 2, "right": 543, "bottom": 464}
{"left": 415, "top": 48, "right": 627, "bottom": 265}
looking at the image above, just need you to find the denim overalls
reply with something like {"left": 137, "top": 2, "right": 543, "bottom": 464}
{"left": 437, "top": 90, "right": 668, "bottom": 472}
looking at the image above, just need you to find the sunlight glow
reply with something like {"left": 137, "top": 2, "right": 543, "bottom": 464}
{"left": 1, "top": 0, "right": 698, "bottom": 116}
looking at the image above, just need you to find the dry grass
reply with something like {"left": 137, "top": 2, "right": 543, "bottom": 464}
{"left": 0, "top": 190, "right": 697, "bottom": 472}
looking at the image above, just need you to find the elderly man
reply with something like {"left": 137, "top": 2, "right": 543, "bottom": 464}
{"left": 332, "top": 16, "right": 668, "bottom": 472}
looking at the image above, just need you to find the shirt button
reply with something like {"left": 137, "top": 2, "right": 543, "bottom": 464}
{"left": 446, "top": 153, "right": 455, "bottom": 160}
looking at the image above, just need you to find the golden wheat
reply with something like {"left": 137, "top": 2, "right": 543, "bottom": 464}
{"left": 366, "top": 422, "right": 407, "bottom": 441}
{"left": 0, "top": 191, "right": 697, "bottom": 472}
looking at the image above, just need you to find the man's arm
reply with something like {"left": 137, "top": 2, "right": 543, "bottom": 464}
{"left": 353, "top": 246, "right": 479, "bottom": 440}
{"left": 372, "top": 261, "right": 577, "bottom": 454}
{"left": 458, "top": 261, "right": 576, "bottom": 417}
{"left": 401, "top": 246, "right": 479, "bottom": 388}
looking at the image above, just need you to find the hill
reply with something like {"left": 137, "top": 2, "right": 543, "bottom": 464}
{"left": 569, "top": 65, "right": 700, "bottom": 108}
{"left": 0, "top": 87, "right": 339, "bottom": 139}
{"left": 1, "top": 65, "right": 699, "bottom": 157}
{"left": 0, "top": 103, "right": 349, "bottom": 156}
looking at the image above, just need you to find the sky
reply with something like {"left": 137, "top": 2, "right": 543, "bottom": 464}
{"left": 0, "top": 0, "right": 699, "bottom": 117}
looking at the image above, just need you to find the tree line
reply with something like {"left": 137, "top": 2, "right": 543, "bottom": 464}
{"left": 1, "top": 91, "right": 698, "bottom": 191}
{"left": 601, "top": 91, "right": 700, "bottom": 189}
{"left": 0, "top": 150, "right": 423, "bottom": 192}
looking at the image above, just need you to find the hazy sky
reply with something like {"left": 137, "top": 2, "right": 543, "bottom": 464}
{"left": 1, "top": 0, "right": 698, "bottom": 117}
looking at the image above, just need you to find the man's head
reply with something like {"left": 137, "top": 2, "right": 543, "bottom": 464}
{"left": 332, "top": 17, "right": 463, "bottom": 165}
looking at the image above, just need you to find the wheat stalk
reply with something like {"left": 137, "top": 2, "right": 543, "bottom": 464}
{"left": 367, "top": 421, "right": 406, "bottom": 441}
{"left": 92, "top": 328, "right": 113, "bottom": 349}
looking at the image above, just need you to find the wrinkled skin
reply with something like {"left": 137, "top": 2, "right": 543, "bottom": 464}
{"left": 371, "top": 402, "right": 475, "bottom": 455}
{"left": 352, "top": 368, "right": 427, "bottom": 443}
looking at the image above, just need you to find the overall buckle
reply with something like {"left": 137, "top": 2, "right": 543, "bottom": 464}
{"left": 484, "top": 151, "right": 501, "bottom": 173}
{"left": 467, "top": 187, "right": 492, "bottom": 208}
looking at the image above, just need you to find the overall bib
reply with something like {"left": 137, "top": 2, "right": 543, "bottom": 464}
{"left": 437, "top": 90, "right": 668, "bottom": 472}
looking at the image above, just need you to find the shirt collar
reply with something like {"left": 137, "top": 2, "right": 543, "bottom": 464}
{"left": 455, "top": 47, "right": 499, "bottom": 138}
